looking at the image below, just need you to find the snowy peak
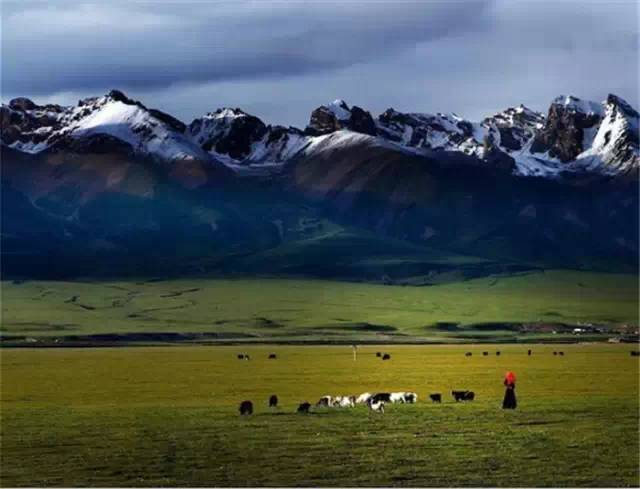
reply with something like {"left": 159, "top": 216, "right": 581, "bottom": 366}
{"left": 1, "top": 89, "right": 208, "bottom": 163}
{"left": 209, "top": 107, "right": 250, "bottom": 119}
{"left": 188, "top": 107, "right": 267, "bottom": 160}
{"left": 326, "top": 99, "right": 351, "bottom": 120}
{"left": 306, "top": 100, "right": 377, "bottom": 136}
{"left": 605, "top": 94, "right": 639, "bottom": 120}
{"left": 576, "top": 94, "right": 639, "bottom": 174}
{"left": 482, "top": 105, "right": 545, "bottom": 152}
{"left": 68, "top": 93, "right": 207, "bottom": 162}
{"left": 551, "top": 95, "right": 604, "bottom": 116}
{"left": 376, "top": 108, "right": 483, "bottom": 157}
{"left": 528, "top": 94, "right": 638, "bottom": 174}
{"left": 188, "top": 108, "right": 310, "bottom": 165}
{"left": 482, "top": 104, "right": 544, "bottom": 132}
{"left": 530, "top": 95, "right": 604, "bottom": 162}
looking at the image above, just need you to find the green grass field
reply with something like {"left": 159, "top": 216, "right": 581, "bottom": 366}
{"left": 1, "top": 270, "right": 638, "bottom": 344}
{"left": 1, "top": 344, "right": 638, "bottom": 486}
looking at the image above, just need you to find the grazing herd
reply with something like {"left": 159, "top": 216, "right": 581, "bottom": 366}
{"left": 238, "top": 389, "right": 479, "bottom": 416}
{"left": 240, "top": 391, "right": 425, "bottom": 416}
{"left": 235, "top": 347, "right": 632, "bottom": 417}
{"left": 468, "top": 349, "right": 565, "bottom": 357}
{"left": 237, "top": 353, "right": 279, "bottom": 360}
{"left": 315, "top": 392, "right": 418, "bottom": 409}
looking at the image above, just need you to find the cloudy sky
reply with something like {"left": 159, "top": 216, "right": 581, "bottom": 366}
{"left": 2, "top": 0, "right": 638, "bottom": 127}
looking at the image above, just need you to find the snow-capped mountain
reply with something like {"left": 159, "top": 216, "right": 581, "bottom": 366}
{"left": 372, "top": 97, "right": 638, "bottom": 177}
{"left": 582, "top": 95, "right": 640, "bottom": 174}
{"left": 527, "top": 94, "right": 639, "bottom": 175}
{"left": 188, "top": 107, "right": 309, "bottom": 166}
{"left": 376, "top": 108, "right": 484, "bottom": 157}
{"left": 305, "top": 99, "right": 377, "bottom": 136}
{"left": 481, "top": 105, "right": 545, "bottom": 152}
{"left": 1, "top": 90, "right": 210, "bottom": 164}
{"left": 1, "top": 90, "right": 638, "bottom": 179}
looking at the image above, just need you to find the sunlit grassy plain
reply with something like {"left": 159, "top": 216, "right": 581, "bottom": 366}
{"left": 1, "top": 344, "right": 638, "bottom": 486}
{"left": 1, "top": 270, "right": 638, "bottom": 343}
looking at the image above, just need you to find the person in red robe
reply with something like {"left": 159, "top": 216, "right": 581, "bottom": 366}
{"left": 502, "top": 371, "right": 517, "bottom": 409}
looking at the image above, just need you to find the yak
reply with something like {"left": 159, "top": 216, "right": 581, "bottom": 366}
{"left": 452, "top": 390, "right": 475, "bottom": 402}
{"left": 269, "top": 395, "right": 278, "bottom": 408}
{"left": 239, "top": 400, "right": 253, "bottom": 415}
{"left": 297, "top": 402, "right": 311, "bottom": 413}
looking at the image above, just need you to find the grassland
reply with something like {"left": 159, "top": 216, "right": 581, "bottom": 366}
{"left": 1, "top": 270, "right": 637, "bottom": 344}
{"left": 1, "top": 344, "right": 638, "bottom": 486}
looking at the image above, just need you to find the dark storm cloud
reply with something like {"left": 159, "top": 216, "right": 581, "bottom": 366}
{"left": 1, "top": 1, "right": 637, "bottom": 127}
{"left": 1, "top": 1, "right": 489, "bottom": 94}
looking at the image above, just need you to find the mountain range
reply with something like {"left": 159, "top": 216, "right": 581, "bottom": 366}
{"left": 1, "top": 90, "right": 638, "bottom": 280}
{"left": 3, "top": 90, "right": 639, "bottom": 177}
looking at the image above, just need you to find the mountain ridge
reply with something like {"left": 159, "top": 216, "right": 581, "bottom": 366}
{"left": 2, "top": 90, "right": 638, "bottom": 180}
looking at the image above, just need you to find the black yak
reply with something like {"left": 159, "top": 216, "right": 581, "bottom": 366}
{"left": 268, "top": 353, "right": 277, "bottom": 359}
{"left": 452, "top": 390, "right": 475, "bottom": 402}
{"left": 239, "top": 400, "right": 253, "bottom": 415}
{"left": 297, "top": 402, "right": 311, "bottom": 413}
{"left": 429, "top": 393, "right": 442, "bottom": 403}
{"left": 269, "top": 395, "right": 278, "bottom": 408}
{"left": 382, "top": 353, "right": 391, "bottom": 360}
{"left": 371, "top": 393, "right": 392, "bottom": 403}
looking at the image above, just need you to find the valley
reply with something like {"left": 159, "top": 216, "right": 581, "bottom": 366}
{"left": 2, "top": 270, "right": 637, "bottom": 346}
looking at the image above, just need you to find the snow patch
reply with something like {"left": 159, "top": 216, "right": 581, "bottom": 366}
{"left": 72, "top": 99, "right": 208, "bottom": 162}
{"left": 326, "top": 99, "right": 352, "bottom": 120}
{"left": 552, "top": 95, "right": 603, "bottom": 116}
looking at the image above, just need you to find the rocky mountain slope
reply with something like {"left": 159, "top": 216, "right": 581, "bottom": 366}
{"left": 1, "top": 90, "right": 638, "bottom": 279}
